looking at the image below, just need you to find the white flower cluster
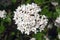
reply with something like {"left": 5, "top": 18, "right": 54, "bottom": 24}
{"left": 30, "top": 38, "right": 36, "bottom": 40}
{"left": 0, "top": 10, "right": 6, "bottom": 19}
{"left": 44, "top": 36, "right": 49, "bottom": 40}
{"left": 55, "top": 16, "right": 60, "bottom": 27}
{"left": 13, "top": 3, "right": 48, "bottom": 35}
{"left": 58, "top": 34, "right": 60, "bottom": 39}
{"left": 51, "top": 2, "right": 58, "bottom": 6}
{"left": 38, "top": 15, "right": 48, "bottom": 32}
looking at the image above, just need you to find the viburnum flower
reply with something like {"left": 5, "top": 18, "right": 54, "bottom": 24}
{"left": 51, "top": 2, "right": 58, "bottom": 6}
{"left": 55, "top": 16, "right": 60, "bottom": 27}
{"left": 0, "top": 10, "right": 6, "bottom": 19}
{"left": 30, "top": 38, "right": 36, "bottom": 40}
{"left": 13, "top": 3, "right": 48, "bottom": 35}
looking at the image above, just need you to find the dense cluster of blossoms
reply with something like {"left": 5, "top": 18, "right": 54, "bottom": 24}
{"left": 0, "top": 10, "right": 6, "bottom": 19}
{"left": 55, "top": 16, "right": 60, "bottom": 27}
{"left": 13, "top": 3, "right": 48, "bottom": 35}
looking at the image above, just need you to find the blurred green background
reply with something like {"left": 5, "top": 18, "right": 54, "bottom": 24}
{"left": 0, "top": 0, "right": 60, "bottom": 40}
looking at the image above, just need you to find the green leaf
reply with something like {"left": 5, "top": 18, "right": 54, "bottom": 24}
{"left": 3, "top": 13, "right": 11, "bottom": 23}
{"left": 25, "top": 0, "right": 31, "bottom": 4}
{"left": 41, "top": 6, "right": 52, "bottom": 18}
{"left": 57, "top": 28, "right": 60, "bottom": 33}
{"left": 34, "top": 0, "right": 45, "bottom": 5}
{"left": 56, "top": 7, "right": 60, "bottom": 15}
{"left": 11, "top": 32, "right": 15, "bottom": 35}
{"left": 4, "top": 17, "right": 11, "bottom": 23}
{"left": 11, "top": 0, "right": 16, "bottom": 3}
{"left": 0, "top": 25, "right": 5, "bottom": 34}
{"left": 34, "top": 32, "right": 44, "bottom": 40}
{"left": 53, "top": 12, "right": 59, "bottom": 19}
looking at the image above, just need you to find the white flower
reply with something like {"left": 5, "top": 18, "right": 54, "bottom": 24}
{"left": 51, "top": 2, "right": 58, "bottom": 6}
{"left": 44, "top": 36, "right": 49, "bottom": 40}
{"left": 30, "top": 38, "right": 36, "bottom": 40}
{"left": 13, "top": 3, "right": 48, "bottom": 35}
{"left": 47, "top": 24, "right": 53, "bottom": 29}
{"left": 55, "top": 16, "right": 60, "bottom": 27}
{"left": 58, "top": 34, "right": 60, "bottom": 39}
{"left": 0, "top": 10, "right": 6, "bottom": 19}
{"left": 38, "top": 15, "right": 48, "bottom": 32}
